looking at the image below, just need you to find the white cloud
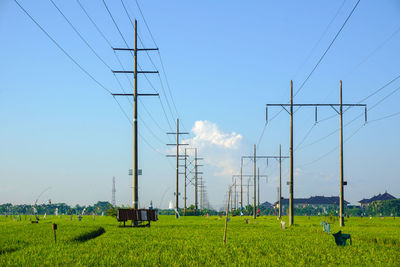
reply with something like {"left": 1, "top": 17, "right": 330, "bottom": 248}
{"left": 183, "top": 120, "right": 243, "bottom": 177}
{"left": 188, "top": 120, "right": 242, "bottom": 149}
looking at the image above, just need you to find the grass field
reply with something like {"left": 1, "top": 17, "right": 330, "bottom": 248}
{"left": 0, "top": 215, "right": 399, "bottom": 266}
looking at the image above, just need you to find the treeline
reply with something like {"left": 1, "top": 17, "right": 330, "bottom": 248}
{"left": 0, "top": 201, "right": 113, "bottom": 215}
{"left": 229, "top": 200, "right": 400, "bottom": 217}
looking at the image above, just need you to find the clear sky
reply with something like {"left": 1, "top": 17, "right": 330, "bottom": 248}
{"left": 1, "top": 0, "right": 400, "bottom": 209}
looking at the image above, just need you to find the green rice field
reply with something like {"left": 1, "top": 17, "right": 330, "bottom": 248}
{"left": 0, "top": 215, "right": 399, "bottom": 266}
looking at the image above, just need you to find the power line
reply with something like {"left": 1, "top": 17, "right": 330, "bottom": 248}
{"left": 49, "top": 0, "right": 112, "bottom": 70}
{"left": 298, "top": 73, "right": 400, "bottom": 150}
{"left": 15, "top": 0, "right": 167, "bottom": 163}
{"left": 119, "top": 0, "right": 176, "bottom": 129}
{"left": 76, "top": 0, "right": 134, "bottom": 105}
{"left": 14, "top": 0, "right": 112, "bottom": 95}
{"left": 135, "top": 0, "right": 185, "bottom": 131}
{"left": 294, "top": 0, "right": 361, "bottom": 98}
{"left": 76, "top": 0, "right": 112, "bottom": 47}
{"left": 294, "top": 0, "right": 347, "bottom": 79}
{"left": 102, "top": 0, "right": 175, "bottom": 141}
{"left": 294, "top": 123, "right": 316, "bottom": 152}
{"left": 298, "top": 83, "right": 400, "bottom": 165}
{"left": 345, "top": 24, "right": 400, "bottom": 78}
{"left": 368, "top": 111, "right": 400, "bottom": 123}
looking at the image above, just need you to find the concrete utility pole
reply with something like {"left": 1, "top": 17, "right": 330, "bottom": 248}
{"left": 111, "top": 20, "right": 159, "bottom": 213}
{"left": 266, "top": 80, "right": 367, "bottom": 227}
{"left": 166, "top": 119, "right": 189, "bottom": 218}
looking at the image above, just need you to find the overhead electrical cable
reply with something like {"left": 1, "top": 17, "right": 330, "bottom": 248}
{"left": 134, "top": 0, "right": 187, "bottom": 132}
{"left": 294, "top": 0, "right": 361, "bottom": 98}
{"left": 294, "top": 0, "right": 347, "bottom": 79}
{"left": 15, "top": 0, "right": 167, "bottom": 159}
{"left": 13, "top": 0, "right": 112, "bottom": 95}
{"left": 118, "top": 0, "right": 176, "bottom": 129}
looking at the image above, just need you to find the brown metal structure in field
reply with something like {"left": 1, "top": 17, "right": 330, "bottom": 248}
{"left": 117, "top": 209, "right": 158, "bottom": 227}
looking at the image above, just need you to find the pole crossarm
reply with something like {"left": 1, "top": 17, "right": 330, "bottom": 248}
{"left": 266, "top": 103, "right": 367, "bottom": 123}
{"left": 166, "top": 143, "right": 189, "bottom": 146}
{"left": 112, "top": 93, "right": 159, "bottom": 96}
{"left": 266, "top": 80, "right": 367, "bottom": 227}
{"left": 241, "top": 156, "right": 289, "bottom": 159}
{"left": 232, "top": 175, "right": 268, "bottom": 178}
{"left": 112, "top": 70, "right": 159, "bottom": 74}
{"left": 113, "top": 47, "right": 159, "bottom": 51}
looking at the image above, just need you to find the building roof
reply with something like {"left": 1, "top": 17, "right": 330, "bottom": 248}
{"left": 273, "top": 196, "right": 349, "bottom": 206}
{"left": 359, "top": 192, "right": 396, "bottom": 204}
{"left": 260, "top": 201, "right": 272, "bottom": 208}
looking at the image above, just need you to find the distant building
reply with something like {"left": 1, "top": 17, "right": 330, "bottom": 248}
{"left": 260, "top": 201, "right": 272, "bottom": 208}
{"left": 272, "top": 196, "right": 349, "bottom": 209}
{"left": 358, "top": 192, "right": 396, "bottom": 208}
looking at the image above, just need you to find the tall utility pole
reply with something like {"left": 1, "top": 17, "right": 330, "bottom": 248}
{"left": 279, "top": 144, "right": 282, "bottom": 219}
{"left": 240, "top": 158, "right": 243, "bottom": 210}
{"left": 183, "top": 148, "right": 203, "bottom": 212}
{"left": 257, "top": 168, "right": 260, "bottom": 211}
{"left": 184, "top": 148, "right": 187, "bottom": 214}
{"left": 266, "top": 80, "right": 367, "bottom": 227}
{"left": 234, "top": 174, "right": 269, "bottom": 212}
{"left": 194, "top": 148, "right": 204, "bottom": 211}
{"left": 195, "top": 148, "right": 198, "bottom": 211}
{"left": 234, "top": 178, "right": 237, "bottom": 210}
{"left": 289, "top": 80, "right": 294, "bottom": 226}
{"left": 247, "top": 178, "right": 250, "bottom": 207}
{"left": 339, "top": 81, "right": 344, "bottom": 227}
{"left": 111, "top": 20, "right": 159, "bottom": 212}
{"left": 166, "top": 119, "right": 189, "bottom": 217}
{"left": 241, "top": 153, "right": 288, "bottom": 218}
{"left": 112, "top": 177, "right": 116, "bottom": 207}
{"left": 253, "top": 144, "right": 256, "bottom": 219}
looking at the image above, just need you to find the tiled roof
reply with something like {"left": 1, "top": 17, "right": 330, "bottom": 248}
{"left": 272, "top": 196, "right": 349, "bottom": 206}
{"left": 359, "top": 192, "right": 396, "bottom": 204}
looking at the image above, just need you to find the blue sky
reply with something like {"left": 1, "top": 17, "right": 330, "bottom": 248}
{"left": 1, "top": 0, "right": 400, "bottom": 209}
